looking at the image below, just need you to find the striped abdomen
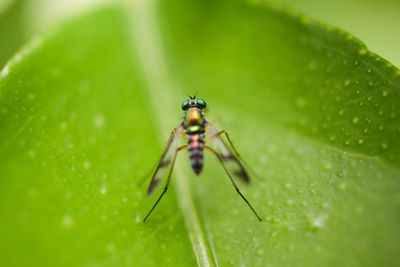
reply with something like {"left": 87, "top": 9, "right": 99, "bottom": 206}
{"left": 188, "top": 134, "right": 204, "bottom": 175}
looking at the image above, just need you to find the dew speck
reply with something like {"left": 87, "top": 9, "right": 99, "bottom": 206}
{"left": 101, "top": 214, "right": 108, "bottom": 221}
{"left": 78, "top": 81, "right": 91, "bottom": 95}
{"left": 358, "top": 48, "right": 368, "bottom": 55}
{"left": 259, "top": 154, "right": 268, "bottom": 165}
{"left": 308, "top": 214, "right": 326, "bottom": 231}
{"left": 338, "top": 182, "right": 347, "bottom": 191}
{"left": 100, "top": 185, "right": 107, "bottom": 195}
{"left": 343, "top": 80, "right": 351, "bottom": 86}
{"left": 381, "top": 142, "right": 388, "bottom": 149}
{"left": 296, "top": 97, "right": 306, "bottom": 108}
{"left": 367, "top": 69, "right": 372, "bottom": 73}
{"left": 60, "top": 121, "right": 67, "bottom": 129}
{"left": 27, "top": 149, "right": 36, "bottom": 158}
{"left": 28, "top": 188, "right": 39, "bottom": 198}
{"left": 83, "top": 160, "right": 91, "bottom": 170}
{"left": 62, "top": 214, "right": 73, "bottom": 228}
{"left": 358, "top": 139, "right": 364, "bottom": 144}
{"left": 106, "top": 243, "right": 115, "bottom": 253}
{"left": 65, "top": 191, "right": 72, "bottom": 200}
{"left": 352, "top": 117, "right": 359, "bottom": 124}
{"left": 135, "top": 214, "right": 141, "bottom": 223}
{"left": 67, "top": 142, "right": 74, "bottom": 149}
{"left": 356, "top": 207, "right": 364, "bottom": 215}
{"left": 338, "top": 110, "right": 344, "bottom": 116}
{"left": 382, "top": 91, "right": 388, "bottom": 97}
{"left": 308, "top": 61, "right": 316, "bottom": 70}
{"left": 28, "top": 93, "right": 35, "bottom": 100}
{"left": 323, "top": 162, "right": 332, "bottom": 170}
{"left": 93, "top": 114, "right": 105, "bottom": 128}
{"left": 231, "top": 208, "right": 239, "bottom": 216}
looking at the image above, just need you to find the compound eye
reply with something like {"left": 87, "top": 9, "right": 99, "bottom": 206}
{"left": 181, "top": 100, "right": 189, "bottom": 110}
{"left": 196, "top": 98, "right": 207, "bottom": 108}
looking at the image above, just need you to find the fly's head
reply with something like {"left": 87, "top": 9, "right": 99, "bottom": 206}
{"left": 181, "top": 95, "right": 207, "bottom": 111}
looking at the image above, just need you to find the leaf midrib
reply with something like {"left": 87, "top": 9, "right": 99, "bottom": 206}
{"left": 126, "top": 1, "right": 218, "bottom": 266}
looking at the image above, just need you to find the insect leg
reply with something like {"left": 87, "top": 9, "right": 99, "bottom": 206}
{"left": 137, "top": 160, "right": 159, "bottom": 187}
{"left": 146, "top": 125, "right": 182, "bottom": 195}
{"left": 209, "top": 129, "right": 264, "bottom": 182}
{"left": 207, "top": 130, "right": 239, "bottom": 155}
{"left": 205, "top": 145, "right": 262, "bottom": 222}
{"left": 143, "top": 145, "right": 187, "bottom": 222}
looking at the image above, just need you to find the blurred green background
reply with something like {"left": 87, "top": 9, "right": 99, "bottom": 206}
{"left": 278, "top": 0, "right": 400, "bottom": 67}
{"left": 0, "top": 0, "right": 399, "bottom": 267}
{"left": 1, "top": 0, "right": 399, "bottom": 68}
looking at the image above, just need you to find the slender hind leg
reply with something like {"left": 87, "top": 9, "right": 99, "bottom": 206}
{"left": 138, "top": 128, "right": 181, "bottom": 188}
{"left": 208, "top": 129, "right": 264, "bottom": 181}
{"left": 143, "top": 145, "right": 187, "bottom": 222}
{"left": 205, "top": 145, "right": 262, "bottom": 222}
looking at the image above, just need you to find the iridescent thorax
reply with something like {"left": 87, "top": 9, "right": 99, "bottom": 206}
{"left": 184, "top": 108, "right": 204, "bottom": 133}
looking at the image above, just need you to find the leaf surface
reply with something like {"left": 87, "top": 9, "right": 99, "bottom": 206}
{"left": 0, "top": 1, "right": 399, "bottom": 266}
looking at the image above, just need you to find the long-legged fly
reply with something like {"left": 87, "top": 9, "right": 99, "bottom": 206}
{"left": 143, "top": 96, "right": 262, "bottom": 222}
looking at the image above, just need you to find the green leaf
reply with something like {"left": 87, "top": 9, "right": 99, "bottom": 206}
{"left": 1, "top": 1, "right": 399, "bottom": 267}
{"left": 0, "top": 7, "right": 196, "bottom": 267}
{"left": 273, "top": 0, "right": 400, "bottom": 67}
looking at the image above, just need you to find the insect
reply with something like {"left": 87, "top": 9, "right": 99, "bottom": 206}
{"left": 143, "top": 96, "right": 262, "bottom": 222}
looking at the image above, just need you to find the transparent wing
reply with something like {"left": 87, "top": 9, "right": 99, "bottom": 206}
{"left": 206, "top": 122, "right": 250, "bottom": 183}
{"left": 147, "top": 125, "right": 184, "bottom": 195}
